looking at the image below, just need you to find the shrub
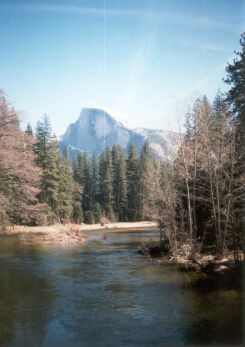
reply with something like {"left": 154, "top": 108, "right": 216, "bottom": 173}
{"left": 108, "top": 205, "right": 115, "bottom": 222}
{"left": 47, "top": 208, "right": 57, "bottom": 225}
{"left": 84, "top": 210, "right": 94, "bottom": 224}
{"left": 73, "top": 203, "right": 83, "bottom": 224}
{"left": 100, "top": 216, "right": 110, "bottom": 226}
{"left": 93, "top": 203, "right": 102, "bottom": 223}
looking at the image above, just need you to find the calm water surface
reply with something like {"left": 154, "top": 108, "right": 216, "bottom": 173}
{"left": 0, "top": 230, "right": 243, "bottom": 346}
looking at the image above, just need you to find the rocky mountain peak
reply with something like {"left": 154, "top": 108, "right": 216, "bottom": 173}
{"left": 60, "top": 108, "right": 180, "bottom": 160}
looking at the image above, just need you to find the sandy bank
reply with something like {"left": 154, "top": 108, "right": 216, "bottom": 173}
{"left": 79, "top": 221, "right": 157, "bottom": 232}
{"left": 2, "top": 224, "right": 86, "bottom": 245}
{"left": 1, "top": 221, "right": 157, "bottom": 245}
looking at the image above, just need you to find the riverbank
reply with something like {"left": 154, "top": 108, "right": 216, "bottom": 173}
{"left": 138, "top": 240, "right": 244, "bottom": 286}
{"left": 0, "top": 221, "right": 157, "bottom": 245}
{"left": 80, "top": 221, "right": 157, "bottom": 232}
{"left": 1, "top": 224, "right": 86, "bottom": 245}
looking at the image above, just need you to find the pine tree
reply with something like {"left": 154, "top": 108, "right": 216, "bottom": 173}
{"left": 138, "top": 141, "right": 156, "bottom": 220}
{"left": 224, "top": 32, "right": 245, "bottom": 146}
{"left": 99, "top": 148, "right": 114, "bottom": 218}
{"left": 58, "top": 148, "right": 74, "bottom": 221}
{"left": 81, "top": 153, "right": 91, "bottom": 212}
{"left": 90, "top": 154, "right": 100, "bottom": 211}
{"left": 40, "top": 137, "right": 60, "bottom": 222}
{"left": 34, "top": 114, "right": 52, "bottom": 168}
{"left": 111, "top": 145, "right": 120, "bottom": 219}
{"left": 25, "top": 123, "right": 33, "bottom": 135}
{"left": 111, "top": 145, "right": 127, "bottom": 221}
{"left": 72, "top": 154, "right": 84, "bottom": 222}
{"left": 73, "top": 153, "right": 84, "bottom": 185}
{"left": 73, "top": 152, "right": 92, "bottom": 213}
{"left": 126, "top": 143, "right": 140, "bottom": 221}
{"left": 73, "top": 202, "right": 83, "bottom": 223}
{"left": 0, "top": 97, "right": 19, "bottom": 222}
{"left": 84, "top": 210, "right": 94, "bottom": 224}
{"left": 34, "top": 115, "right": 65, "bottom": 222}
{"left": 93, "top": 202, "right": 102, "bottom": 223}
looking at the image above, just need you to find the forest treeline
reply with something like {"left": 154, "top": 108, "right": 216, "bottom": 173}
{"left": 0, "top": 33, "right": 244, "bottom": 257}
{"left": 0, "top": 96, "right": 155, "bottom": 226}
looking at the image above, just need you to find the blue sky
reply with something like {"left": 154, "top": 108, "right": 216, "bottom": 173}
{"left": 0, "top": 0, "right": 244, "bottom": 134}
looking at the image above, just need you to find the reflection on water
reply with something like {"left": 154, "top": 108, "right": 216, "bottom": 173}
{"left": 0, "top": 231, "right": 243, "bottom": 346}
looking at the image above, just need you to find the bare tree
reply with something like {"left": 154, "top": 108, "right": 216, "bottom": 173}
{"left": 0, "top": 94, "right": 46, "bottom": 227}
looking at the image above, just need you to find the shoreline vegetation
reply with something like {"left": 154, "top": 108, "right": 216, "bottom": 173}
{"left": 138, "top": 235, "right": 244, "bottom": 288}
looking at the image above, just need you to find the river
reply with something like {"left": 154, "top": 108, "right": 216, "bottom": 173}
{"left": 0, "top": 229, "right": 243, "bottom": 346}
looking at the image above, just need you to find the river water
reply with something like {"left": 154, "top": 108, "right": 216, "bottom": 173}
{"left": 0, "top": 230, "right": 243, "bottom": 346}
